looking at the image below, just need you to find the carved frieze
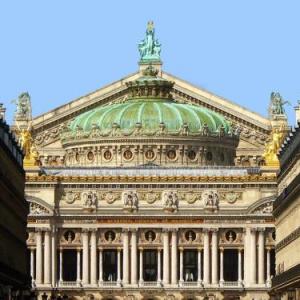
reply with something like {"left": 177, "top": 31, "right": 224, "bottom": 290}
{"left": 29, "top": 202, "right": 51, "bottom": 215}
{"left": 252, "top": 201, "right": 273, "bottom": 214}
{"left": 162, "top": 190, "right": 178, "bottom": 212}
{"left": 62, "top": 191, "right": 81, "bottom": 204}
{"left": 202, "top": 190, "right": 219, "bottom": 211}
{"left": 82, "top": 191, "right": 98, "bottom": 210}
{"left": 101, "top": 191, "right": 119, "bottom": 204}
{"left": 220, "top": 191, "right": 242, "bottom": 204}
{"left": 122, "top": 190, "right": 138, "bottom": 212}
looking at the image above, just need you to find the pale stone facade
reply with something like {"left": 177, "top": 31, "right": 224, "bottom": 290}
{"left": 272, "top": 105, "right": 300, "bottom": 299}
{"left": 19, "top": 25, "right": 287, "bottom": 300}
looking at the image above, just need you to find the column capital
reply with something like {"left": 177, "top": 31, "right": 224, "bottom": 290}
{"left": 197, "top": 247, "right": 203, "bottom": 251}
{"left": 257, "top": 227, "right": 265, "bottom": 233}
{"left": 157, "top": 247, "right": 162, "bottom": 252}
{"left": 220, "top": 247, "right": 224, "bottom": 252}
{"left": 238, "top": 247, "right": 243, "bottom": 252}
{"left": 117, "top": 247, "right": 122, "bottom": 252}
{"left": 81, "top": 228, "right": 90, "bottom": 234}
{"left": 202, "top": 228, "right": 210, "bottom": 234}
{"left": 179, "top": 246, "right": 184, "bottom": 252}
{"left": 210, "top": 228, "right": 219, "bottom": 233}
{"left": 89, "top": 228, "right": 98, "bottom": 233}
{"left": 130, "top": 228, "right": 138, "bottom": 233}
{"left": 138, "top": 247, "right": 144, "bottom": 251}
{"left": 162, "top": 228, "right": 170, "bottom": 233}
{"left": 122, "top": 228, "right": 130, "bottom": 233}
{"left": 250, "top": 227, "right": 257, "bottom": 233}
{"left": 98, "top": 247, "right": 103, "bottom": 251}
{"left": 76, "top": 247, "right": 81, "bottom": 252}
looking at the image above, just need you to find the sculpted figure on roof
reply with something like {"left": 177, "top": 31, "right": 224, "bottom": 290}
{"left": 138, "top": 21, "right": 161, "bottom": 62}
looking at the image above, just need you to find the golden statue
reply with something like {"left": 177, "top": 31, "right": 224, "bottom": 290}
{"left": 18, "top": 127, "right": 39, "bottom": 167}
{"left": 262, "top": 126, "right": 285, "bottom": 167}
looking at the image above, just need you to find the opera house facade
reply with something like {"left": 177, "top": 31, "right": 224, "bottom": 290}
{"left": 15, "top": 23, "right": 291, "bottom": 300}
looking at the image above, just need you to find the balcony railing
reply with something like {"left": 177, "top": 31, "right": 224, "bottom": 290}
{"left": 181, "top": 281, "right": 199, "bottom": 287}
{"left": 101, "top": 281, "right": 119, "bottom": 287}
{"left": 58, "top": 281, "right": 79, "bottom": 287}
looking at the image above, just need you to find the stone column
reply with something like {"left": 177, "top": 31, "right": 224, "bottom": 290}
{"left": 35, "top": 229, "right": 43, "bottom": 284}
{"left": 98, "top": 248, "right": 103, "bottom": 285}
{"left": 250, "top": 228, "right": 257, "bottom": 285}
{"left": 157, "top": 248, "right": 161, "bottom": 285}
{"left": 163, "top": 229, "right": 170, "bottom": 285}
{"left": 258, "top": 229, "right": 265, "bottom": 284}
{"left": 131, "top": 229, "right": 138, "bottom": 285}
{"left": 238, "top": 248, "right": 242, "bottom": 284}
{"left": 59, "top": 248, "right": 63, "bottom": 283}
{"left": 266, "top": 247, "right": 271, "bottom": 286}
{"left": 44, "top": 229, "right": 51, "bottom": 285}
{"left": 51, "top": 227, "right": 57, "bottom": 287}
{"left": 82, "top": 229, "right": 89, "bottom": 285}
{"left": 122, "top": 229, "right": 129, "bottom": 285}
{"left": 76, "top": 248, "right": 81, "bottom": 284}
{"left": 117, "top": 248, "right": 121, "bottom": 285}
{"left": 243, "top": 227, "right": 250, "bottom": 286}
{"left": 219, "top": 248, "right": 224, "bottom": 285}
{"left": 139, "top": 248, "right": 143, "bottom": 285}
{"left": 211, "top": 229, "right": 218, "bottom": 285}
{"left": 171, "top": 230, "right": 178, "bottom": 285}
{"left": 179, "top": 248, "right": 184, "bottom": 285}
{"left": 197, "top": 248, "right": 202, "bottom": 285}
{"left": 30, "top": 248, "right": 35, "bottom": 282}
{"left": 203, "top": 229, "right": 210, "bottom": 285}
{"left": 90, "top": 229, "right": 97, "bottom": 285}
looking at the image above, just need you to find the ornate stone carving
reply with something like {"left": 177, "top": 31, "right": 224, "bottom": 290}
{"left": 63, "top": 191, "right": 81, "bottom": 204}
{"left": 162, "top": 190, "right": 178, "bottom": 212}
{"left": 13, "top": 92, "right": 32, "bottom": 120}
{"left": 102, "top": 191, "right": 118, "bottom": 204}
{"left": 252, "top": 201, "right": 273, "bottom": 214}
{"left": 184, "top": 191, "right": 200, "bottom": 204}
{"left": 82, "top": 191, "right": 97, "bottom": 210}
{"left": 144, "top": 190, "right": 160, "bottom": 204}
{"left": 220, "top": 191, "right": 242, "bottom": 204}
{"left": 29, "top": 202, "right": 50, "bottom": 215}
{"left": 202, "top": 190, "right": 219, "bottom": 210}
{"left": 122, "top": 190, "right": 138, "bottom": 212}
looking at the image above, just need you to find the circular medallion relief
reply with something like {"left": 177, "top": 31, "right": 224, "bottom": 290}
{"left": 64, "top": 230, "right": 75, "bottom": 242}
{"left": 103, "top": 150, "right": 112, "bottom": 161}
{"left": 145, "top": 230, "right": 156, "bottom": 242}
{"left": 225, "top": 230, "right": 237, "bottom": 242}
{"left": 187, "top": 150, "right": 196, "bottom": 160}
{"left": 105, "top": 230, "right": 116, "bottom": 242}
{"left": 87, "top": 151, "right": 94, "bottom": 161}
{"left": 145, "top": 149, "right": 155, "bottom": 160}
{"left": 167, "top": 149, "right": 177, "bottom": 160}
{"left": 123, "top": 149, "right": 133, "bottom": 160}
{"left": 185, "top": 230, "right": 196, "bottom": 242}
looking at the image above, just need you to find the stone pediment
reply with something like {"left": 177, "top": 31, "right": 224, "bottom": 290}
{"left": 30, "top": 69, "right": 271, "bottom": 167}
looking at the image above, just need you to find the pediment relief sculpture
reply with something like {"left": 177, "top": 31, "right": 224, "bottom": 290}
{"left": 252, "top": 201, "right": 273, "bottom": 214}
{"left": 29, "top": 202, "right": 51, "bottom": 215}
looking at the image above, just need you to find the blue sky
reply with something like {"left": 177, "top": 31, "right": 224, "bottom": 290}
{"left": 0, "top": 1, "right": 299, "bottom": 124}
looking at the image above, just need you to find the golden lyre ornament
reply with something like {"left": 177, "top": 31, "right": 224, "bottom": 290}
{"left": 262, "top": 126, "right": 285, "bottom": 167}
{"left": 19, "top": 128, "right": 38, "bottom": 167}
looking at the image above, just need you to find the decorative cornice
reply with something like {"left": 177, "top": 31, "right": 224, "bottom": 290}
{"left": 25, "top": 174, "right": 277, "bottom": 184}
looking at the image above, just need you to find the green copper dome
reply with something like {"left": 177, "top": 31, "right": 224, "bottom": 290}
{"left": 68, "top": 100, "right": 230, "bottom": 136}
{"left": 64, "top": 66, "right": 231, "bottom": 139}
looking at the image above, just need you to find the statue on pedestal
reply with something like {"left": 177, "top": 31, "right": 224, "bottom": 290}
{"left": 138, "top": 21, "right": 161, "bottom": 62}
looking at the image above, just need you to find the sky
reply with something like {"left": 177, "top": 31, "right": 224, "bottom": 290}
{"left": 0, "top": 1, "right": 299, "bottom": 125}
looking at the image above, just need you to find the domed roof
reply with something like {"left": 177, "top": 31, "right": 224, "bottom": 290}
{"left": 69, "top": 99, "right": 230, "bottom": 135}
{"left": 62, "top": 66, "right": 232, "bottom": 143}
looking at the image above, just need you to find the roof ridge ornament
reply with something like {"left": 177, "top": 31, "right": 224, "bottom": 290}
{"left": 138, "top": 21, "right": 161, "bottom": 63}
